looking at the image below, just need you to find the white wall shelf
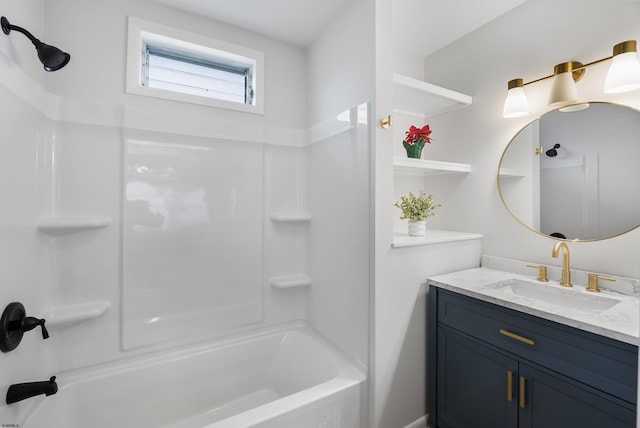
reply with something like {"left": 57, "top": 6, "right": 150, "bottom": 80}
{"left": 41, "top": 300, "right": 111, "bottom": 328}
{"left": 391, "top": 73, "right": 477, "bottom": 248}
{"left": 391, "top": 230, "right": 483, "bottom": 248}
{"left": 498, "top": 168, "right": 526, "bottom": 178}
{"left": 393, "top": 73, "right": 472, "bottom": 118}
{"left": 269, "top": 212, "right": 312, "bottom": 223}
{"left": 37, "top": 216, "right": 112, "bottom": 233}
{"left": 393, "top": 157, "right": 472, "bottom": 176}
{"left": 269, "top": 275, "right": 312, "bottom": 289}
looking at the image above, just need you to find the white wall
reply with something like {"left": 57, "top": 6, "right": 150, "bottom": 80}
{"left": 424, "top": 0, "right": 640, "bottom": 279}
{"left": 307, "top": 0, "right": 375, "bottom": 124}
{"left": 44, "top": 0, "right": 307, "bottom": 130}
{"left": 373, "top": 2, "right": 483, "bottom": 427}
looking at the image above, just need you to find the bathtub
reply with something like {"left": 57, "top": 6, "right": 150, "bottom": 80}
{"left": 15, "top": 322, "right": 366, "bottom": 428}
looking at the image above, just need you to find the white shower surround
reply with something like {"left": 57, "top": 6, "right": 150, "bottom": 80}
{"left": 0, "top": 7, "right": 371, "bottom": 424}
{"left": 122, "top": 133, "right": 265, "bottom": 350}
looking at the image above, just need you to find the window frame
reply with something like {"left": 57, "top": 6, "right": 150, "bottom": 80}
{"left": 126, "top": 17, "right": 264, "bottom": 114}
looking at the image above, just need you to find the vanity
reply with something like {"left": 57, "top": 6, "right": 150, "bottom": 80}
{"left": 426, "top": 260, "right": 639, "bottom": 428}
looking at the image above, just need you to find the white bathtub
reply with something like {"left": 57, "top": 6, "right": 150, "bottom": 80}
{"left": 17, "top": 322, "right": 366, "bottom": 428}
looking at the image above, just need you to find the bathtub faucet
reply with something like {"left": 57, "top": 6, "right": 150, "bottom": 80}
{"left": 6, "top": 376, "right": 58, "bottom": 404}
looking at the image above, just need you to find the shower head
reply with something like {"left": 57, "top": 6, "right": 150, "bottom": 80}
{"left": 1, "top": 16, "right": 70, "bottom": 72}
{"left": 545, "top": 143, "right": 561, "bottom": 157}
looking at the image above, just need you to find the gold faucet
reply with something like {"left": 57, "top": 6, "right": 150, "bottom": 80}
{"left": 552, "top": 242, "right": 572, "bottom": 287}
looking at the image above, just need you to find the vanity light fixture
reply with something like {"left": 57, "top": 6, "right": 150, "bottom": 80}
{"left": 1, "top": 16, "right": 70, "bottom": 72}
{"left": 547, "top": 61, "right": 582, "bottom": 109}
{"left": 503, "top": 40, "right": 640, "bottom": 118}
{"left": 502, "top": 78, "right": 529, "bottom": 118}
{"left": 604, "top": 40, "right": 640, "bottom": 93}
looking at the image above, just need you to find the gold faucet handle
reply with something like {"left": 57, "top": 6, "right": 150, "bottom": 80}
{"left": 526, "top": 264, "right": 549, "bottom": 282}
{"left": 586, "top": 273, "right": 616, "bottom": 293}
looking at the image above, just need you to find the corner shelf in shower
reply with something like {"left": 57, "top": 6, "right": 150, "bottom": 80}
{"left": 37, "top": 216, "right": 112, "bottom": 234}
{"left": 41, "top": 300, "right": 111, "bottom": 328}
{"left": 269, "top": 212, "right": 312, "bottom": 223}
{"left": 393, "top": 158, "right": 472, "bottom": 176}
{"left": 269, "top": 274, "right": 312, "bottom": 289}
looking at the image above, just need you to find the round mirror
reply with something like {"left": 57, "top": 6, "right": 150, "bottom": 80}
{"left": 498, "top": 102, "right": 640, "bottom": 241}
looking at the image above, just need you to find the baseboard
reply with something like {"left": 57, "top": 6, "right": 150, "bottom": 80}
{"left": 405, "top": 414, "right": 427, "bottom": 428}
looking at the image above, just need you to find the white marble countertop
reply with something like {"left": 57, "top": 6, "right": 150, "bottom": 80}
{"left": 429, "top": 266, "right": 639, "bottom": 346}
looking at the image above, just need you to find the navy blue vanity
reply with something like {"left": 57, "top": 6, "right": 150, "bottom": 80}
{"left": 427, "top": 283, "right": 638, "bottom": 428}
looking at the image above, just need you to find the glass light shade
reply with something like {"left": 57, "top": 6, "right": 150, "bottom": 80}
{"left": 604, "top": 51, "right": 640, "bottom": 93}
{"left": 548, "top": 71, "right": 578, "bottom": 108}
{"left": 503, "top": 86, "right": 528, "bottom": 118}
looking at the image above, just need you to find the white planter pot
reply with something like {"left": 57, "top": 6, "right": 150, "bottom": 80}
{"left": 408, "top": 220, "right": 426, "bottom": 236}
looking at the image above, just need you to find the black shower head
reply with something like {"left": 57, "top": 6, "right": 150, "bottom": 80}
{"left": 545, "top": 143, "right": 561, "bottom": 157}
{"left": 34, "top": 41, "right": 70, "bottom": 71}
{"left": 1, "top": 16, "right": 70, "bottom": 71}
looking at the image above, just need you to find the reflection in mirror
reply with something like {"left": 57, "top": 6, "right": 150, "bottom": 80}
{"left": 498, "top": 103, "right": 640, "bottom": 241}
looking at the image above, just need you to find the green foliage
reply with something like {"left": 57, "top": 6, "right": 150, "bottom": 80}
{"left": 394, "top": 191, "right": 441, "bottom": 222}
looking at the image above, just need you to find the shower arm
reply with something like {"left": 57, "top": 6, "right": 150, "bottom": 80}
{"left": 1, "top": 17, "right": 43, "bottom": 46}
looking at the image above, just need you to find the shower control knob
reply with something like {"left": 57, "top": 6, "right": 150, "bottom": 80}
{"left": 0, "top": 302, "right": 50, "bottom": 352}
{"left": 13, "top": 316, "right": 49, "bottom": 339}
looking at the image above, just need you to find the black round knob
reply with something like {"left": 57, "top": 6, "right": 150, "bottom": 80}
{"left": 0, "top": 302, "right": 50, "bottom": 352}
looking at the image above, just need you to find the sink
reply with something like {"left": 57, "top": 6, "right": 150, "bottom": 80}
{"left": 482, "top": 278, "right": 621, "bottom": 313}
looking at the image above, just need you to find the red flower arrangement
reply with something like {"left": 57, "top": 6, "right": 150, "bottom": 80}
{"left": 404, "top": 125, "right": 433, "bottom": 145}
{"left": 403, "top": 124, "right": 433, "bottom": 159}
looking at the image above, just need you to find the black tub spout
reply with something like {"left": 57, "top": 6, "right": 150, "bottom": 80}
{"left": 6, "top": 376, "right": 57, "bottom": 404}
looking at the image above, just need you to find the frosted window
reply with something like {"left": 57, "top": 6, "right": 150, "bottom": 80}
{"left": 144, "top": 45, "right": 253, "bottom": 105}
{"left": 126, "top": 17, "right": 264, "bottom": 113}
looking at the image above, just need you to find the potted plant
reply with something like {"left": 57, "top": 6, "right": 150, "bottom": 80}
{"left": 394, "top": 191, "right": 441, "bottom": 236}
{"left": 403, "top": 124, "right": 433, "bottom": 159}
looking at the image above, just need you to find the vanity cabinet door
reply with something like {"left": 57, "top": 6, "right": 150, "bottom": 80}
{"left": 436, "top": 326, "right": 518, "bottom": 428}
{"left": 518, "top": 363, "right": 636, "bottom": 428}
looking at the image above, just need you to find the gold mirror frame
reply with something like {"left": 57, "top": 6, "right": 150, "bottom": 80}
{"left": 497, "top": 102, "right": 640, "bottom": 242}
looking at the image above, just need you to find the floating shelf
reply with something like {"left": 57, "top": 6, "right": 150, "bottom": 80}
{"left": 41, "top": 300, "right": 111, "bottom": 328}
{"left": 270, "top": 212, "right": 312, "bottom": 223}
{"left": 498, "top": 168, "right": 526, "bottom": 178}
{"left": 269, "top": 275, "right": 312, "bottom": 289}
{"left": 392, "top": 230, "right": 483, "bottom": 248}
{"left": 37, "top": 216, "right": 112, "bottom": 233}
{"left": 393, "top": 73, "right": 472, "bottom": 118}
{"left": 393, "top": 157, "right": 471, "bottom": 176}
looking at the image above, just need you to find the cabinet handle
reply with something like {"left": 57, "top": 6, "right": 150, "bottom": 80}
{"left": 519, "top": 376, "right": 526, "bottom": 409}
{"left": 499, "top": 329, "right": 535, "bottom": 346}
{"left": 507, "top": 370, "right": 513, "bottom": 402}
